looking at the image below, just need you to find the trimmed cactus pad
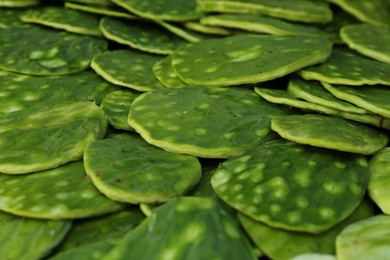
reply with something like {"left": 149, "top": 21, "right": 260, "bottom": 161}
{"left": 171, "top": 34, "right": 332, "bottom": 86}
{"left": 64, "top": 2, "right": 136, "bottom": 19}
{"left": 103, "top": 197, "right": 257, "bottom": 259}
{"left": 271, "top": 114, "right": 388, "bottom": 155}
{"left": 152, "top": 55, "right": 188, "bottom": 88}
{"left": 128, "top": 87, "right": 289, "bottom": 158}
{"left": 211, "top": 139, "right": 370, "bottom": 233}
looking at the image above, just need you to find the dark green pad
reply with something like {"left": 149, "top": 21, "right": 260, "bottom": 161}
{"left": 0, "top": 8, "right": 31, "bottom": 28}
{"left": 64, "top": 2, "right": 136, "bottom": 19}
{"left": 68, "top": 0, "right": 113, "bottom": 6}
{"left": 211, "top": 139, "right": 370, "bottom": 233}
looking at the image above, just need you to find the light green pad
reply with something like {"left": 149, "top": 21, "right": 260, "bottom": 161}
{"left": 238, "top": 199, "right": 374, "bottom": 259}
{"left": 91, "top": 49, "right": 165, "bottom": 91}
{"left": 128, "top": 87, "right": 289, "bottom": 158}
{"left": 197, "top": 0, "right": 332, "bottom": 23}
{"left": 103, "top": 197, "right": 257, "bottom": 259}
{"left": 211, "top": 139, "right": 370, "bottom": 233}
{"left": 336, "top": 215, "right": 390, "bottom": 259}
{"left": 64, "top": 2, "right": 136, "bottom": 19}
{"left": 171, "top": 34, "right": 332, "bottom": 86}
{"left": 184, "top": 21, "right": 233, "bottom": 36}
{"left": 0, "top": 70, "right": 119, "bottom": 114}
{"left": 300, "top": 47, "right": 390, "bottom": 86}
{"left": 0, "top": 8, "right": 31, "bottom": 28}
{"left": 20, "top": 6, "right": 102, "bottom": 37}
{"left": 340, "top": 24, "right": 390, "bottom": 64}
{"left": 0, "top": 26, "right": 107, "bottom": 75}
{"left": 287, "top": 77, "right": 369, "bottom": 114}
{"left": 271, "top": 114, "right": 388, "bottom": 155}
{"left": 100, "top": 90, "right": 138, "bottom": 131}
{"left": 290, "top": 254, "right": 336, "bottom": 260}
{"left": 0, "top": 0, "right": 40, "bottom": 7}
{"left": 152, "top": 55, "right": 188, "bottom": 88}
{"left": 322, "top": 83, "right": 390, "bottom": 118}
{"left": 200, "top": 14, "right": 325, "bottom": 36}
{"left": 156, "top": 20, "right": 204, "bottom": 43}
{"left": 0, "top": 161, "right": 124, "bottom": 219}
{"left": 327, "top": 0, "right": 390, "bottom": 26}
{"left": 111, "top": 0, "right": 202, "bottom": 22}
{"left": 0, "top": 101, "right": 107, "bottom": 174}
{"left": 83, "top": 133, "right": 202, "bottom": 203}
{"left": 0, "top": 210, "right": 71, "bottom": 260}
{"left": 367, "top": 147, "right": 390, "bottom": 215}
{"left": 100, "top": 17, "right": 186, "bottom": 55}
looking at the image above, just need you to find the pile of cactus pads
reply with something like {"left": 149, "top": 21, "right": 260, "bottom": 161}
{"left": 0, "top": 0, "right": 390, "bottom": 259}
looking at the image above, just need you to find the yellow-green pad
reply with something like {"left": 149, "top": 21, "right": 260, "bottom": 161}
{"left": 172, "top": 34, "right": 332, "bottom": 86}
{"left": 197, "top": 0, "right": 332, "bottom": 23}
{"left": 103, "top": 197, "right": 257, "bottom": 259}
{"left": 368, "top": 147, "right": 390, "bottom": 215}
{"left": 91, "top": 49, "right": 165, "bottom": 91}
{"left": 0, "top": 210, "right": 71, "bottom": 260}
{"left": 0, "top": 69, "right": 120, "bottom": 114}
{"left": 100, "top": 89, "right": 139, "bottom": 131}
{"left": 300, "top": 47, "right": 390, "bottom": 86}
{"left": 340, "top": 24, "right": 390, "bottom": 64}
{"left": 271, "top": 114, "right": 388, "bottom": 155}
{"left": 128, "top": 87, "right": 289, "bottom": 158}
{"left": 238, "top": 199, "right": 374, "bottom": 259}
{"left": 184, "top": 21, "right": 233, "bottom": 36}
{"left": 0, "top": 26, "right": 107, "bottom": 75}
{"left": 152, "top": 55, "right": 188, "bottom": 88}
{"left": 69, "top": 0, "right": 112, "bottom": 6}
{"left": 336, "top": 215, "right": 390, "bottom": 259}
{"left": 0, "top": 100, "right": 107, "bottom": 174}
{"left": 111, "top": 0, "right": 202, "bottom": 22}
{"left": 211, "top": 139, "right": 369, "bottom": 233}
{"left": 20, "top": 6, "right": 102, "bottom": 37}
{"left": 64, "top": 2, "right": 136, "bottom": 19}
{"left": 156, "top": 20, "right": 204, "bottom": 43}
{"left": 100, "top": 16, "right": 186, "bottom": 55}
{"left": 0, "top": 161, "right": 124, "bottom": 219}
{"left": 83, "top": 133, "right": 202, "bottom": 204}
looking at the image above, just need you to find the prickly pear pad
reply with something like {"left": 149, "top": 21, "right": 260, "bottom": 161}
{"left": 91, "top": 49, "right": 165, "bottom": 91}
{"left": 271, "top": 114, "right": 388, "bottom": 155}
{"left": 336, "top": 215, "right": 390, "bottom": 259}
{"left": 211, "top": 139, "right": 369, "bottom": 233}
{"left": 0, "top": 0, "right": 39, "bottom": 7}
{"left": 0, "top": 161, "right": 124, "bottom": 219}
{"left": 152, "top": 55, "right": 188, "bottom": 88}
{"left": 300, "top": 47, "right": 390, "bottom": 86}
{"left": 0, "top": 8, "right": 30, "bottom": 28}
{"left": 0, "top": 101, "right": 107, "bottom": 174}
{"left": 128, "top": 87, "right": 288, "bottom": 158}
{"left": 100, "top": 17, "right": 186, "bottom": 55}
{"left": 171, "top": 34, "right": 332, "bottom": 86}
{"left": 103, "top": 197, "right": 257, "bottom": 259}
{"left": 0, "top": 210, "right": 71, "bottom": 260}
{"left": 0, "top": 26, "right": 107, "bottom": 76}
{"left": 64, "top": 2, "right": 136, "bottom": 19}
{"left": 83, "top": 134, "right": 201, "bottom": 203}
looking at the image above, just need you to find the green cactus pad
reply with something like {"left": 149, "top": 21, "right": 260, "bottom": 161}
{"left": 197, "top": 0, "right": 332, "bottom": 24}
{"left": 83, "top": 133, "right": 202, "bottom": 203}
{"left": 322, "top": 83, "right": 390, "bottom": 118}
{"left": 103, "top": 197, "right": 257, "bottom": 259}
{"left": 300, "top": 47, "right": 390, "bottom": 86}
{"left": 152, "top": 55, "right": 188, "bottom": 88}
{"left": 336, "top": 215, "right": 390, "bottom": 259}
{"left": 0, "top": 0, "right": 39, "bottom": 7}
{"left": 0, "top": 26, "right": 107, "bottom": 75}
{"left": 64, "top": 2, "right": 136, "bottom": 19}
{"left": 0, "top": 161, "right": 124, "bottom": 219}
{"left": 271, "top": 114, "right": 388, "bottom": 155}
{"left": 156, "top": 21, "right": 204, "bottom": 43}
{"left": 200, "top": 14, "right": 325, "bottom": 36}
{"left": 327, "top": 0, "right": 389, "bottom": 26}
{"left": 287, "top": 77, "right": 369, "bottom": 114}
{"left": 111, "top": 0, "right": 202, "bottom": 22}
{"left": 290, "top": 254, "right": 336, "bottom": 260}
{"left": 100, "top": 17, "right": 186, "bottom": 55}
{"left": 128, "top": 87, "right": 289, "bottom": 158}
{"left": 254, "top": 87, "right": 390, "bottom": 130}
{"left": 367, "top": 147, "right": 390, "bottom": 215}
{"left": 91, "top": 49, "right": 165, "bottom": 91}
{"left": 0, "top": 100, "right": 107, "bottom": 174}
{"left": 0, "top": 70, "right": 119, "bottom": 115}
{"left": 70, "top": 0, "right": 113, "bottom": 6}
{"left": 20, "top": 6, "right": 102, "bottom": 37}
{"left": 171, "top": 34, "right": 332, "bottom": 86}
{"left": 340, "top": 24, "right": 390, "bottom": 64}
{"left": 211, "top": 139, "right": 370, "bottom": 233}
{"left": 0, "top": 8, "right": 31, "bottom": 28}
{"left": 238, "top": 199, "right": 374, "bottom": 259}
{"left": 184, "top": 21, "right": 233, "bottom": 36}
{"left": 100, "top": 90, "right": 139, "bottom": 131}
{"left": 0, "top": 210, "right": 71, "bottom": 260}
